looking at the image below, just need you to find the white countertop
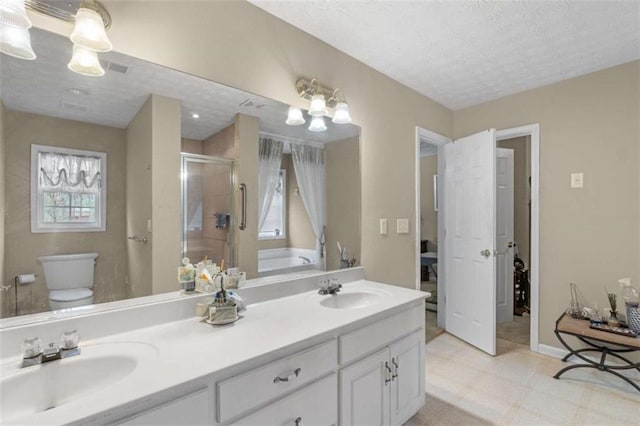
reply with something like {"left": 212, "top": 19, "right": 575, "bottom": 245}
{"left": 1, "top": 279, "right": 427, "bottom": 425}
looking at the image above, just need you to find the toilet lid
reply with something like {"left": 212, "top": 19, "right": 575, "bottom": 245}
{"left": 49, "top": 288, "right": 93, "bottom": 302}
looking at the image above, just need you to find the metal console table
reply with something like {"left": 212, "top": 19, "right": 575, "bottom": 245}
{"left": 554, "top": 313, "right": 640, "bottom": 392}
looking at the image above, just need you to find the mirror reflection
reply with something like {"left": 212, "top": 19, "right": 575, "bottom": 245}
{"left": 0, "top": 28, "right": 360, "bottom": 322}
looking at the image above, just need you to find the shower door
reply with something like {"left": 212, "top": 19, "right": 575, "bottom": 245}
{"left": 181, "top": 154, "right": 235, "bottom": 267}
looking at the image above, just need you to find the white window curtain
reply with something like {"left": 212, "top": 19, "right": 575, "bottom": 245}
{"left": 258, "top": 137, "right": 284, "bottom": 232}
{"left": 39, "top": 151, "right": 101, "bottom": 194}
{"left": 291, "top": 144, "right": 326, "bottom": 269}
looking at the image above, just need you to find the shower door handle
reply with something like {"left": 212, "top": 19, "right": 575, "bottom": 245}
{"left": 239, "top": 183, "right": 247, "bottom": 230}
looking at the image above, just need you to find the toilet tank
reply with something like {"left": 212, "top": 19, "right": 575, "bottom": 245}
{"left": 37, "top": 253, "right": 98, "bottom": 290}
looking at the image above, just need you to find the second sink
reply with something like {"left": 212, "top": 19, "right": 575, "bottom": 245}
{"left": 319, "top": 289, "right": 389, "bottom": 309}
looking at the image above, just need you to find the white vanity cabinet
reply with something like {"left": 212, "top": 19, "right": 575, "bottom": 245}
{"left": 338, "top": 303, "right": 425, "bottom": 426}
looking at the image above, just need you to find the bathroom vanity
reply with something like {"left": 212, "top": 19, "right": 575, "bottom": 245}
{"left": 0, "top": 269, "right": 427, "bottom": 425}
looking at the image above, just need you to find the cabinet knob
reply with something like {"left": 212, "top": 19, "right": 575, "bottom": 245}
{"left": 294, "top": 416, "right": 302, "bottom": 425}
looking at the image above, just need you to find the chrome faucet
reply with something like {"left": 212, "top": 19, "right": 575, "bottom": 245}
{"left": 21, "top": 330, "right": 81, "bottom": 368}
{"left": 318, "top": 278, "right": 342, "bottom": 295}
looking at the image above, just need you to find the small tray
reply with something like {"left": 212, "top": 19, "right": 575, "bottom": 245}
{"left": 589, "top": 322, "right": 637, "bottom": 337}
{"left": 205, "top": 315, "right": 241, "bottom": 326}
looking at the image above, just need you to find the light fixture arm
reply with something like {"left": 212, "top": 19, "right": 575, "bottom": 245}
{"left": 25, "top": 0, "right": 111, "bottom": 29}
{"left": 295, "top": 78, "right": 345, "bottom": 108}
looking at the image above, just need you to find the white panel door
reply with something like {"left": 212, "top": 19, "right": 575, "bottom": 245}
{"left": 389, "top": 331, "right": 425, "bottom": 426}
{"left": 496, "top": 148, "right": 515, "bottom": 324}
{"left": 340, "top": 348, "right": 390, "bottom": 426}
{"left": 444, "top": 129, "right": 497, "bottom": 355}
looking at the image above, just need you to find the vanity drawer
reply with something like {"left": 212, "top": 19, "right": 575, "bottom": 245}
{"left": 230, "top": 374, "right": 337, "bottom": 426}
{"left": 217, "top": 339, "right": 337, "bottom": 422}
{"left": 339, "top": 304, "right": 423, "bottom": 364}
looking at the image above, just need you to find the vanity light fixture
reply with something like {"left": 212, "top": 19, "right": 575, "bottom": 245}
{"left": 69, "top": 0, "right": 112, "bottom": 53}
{"left": 0, "top": 0, "right": 35, "bottom": 60}
{"left": 1, "top": 0, "right": 114, "bottom": 74}
{"left": 0, "top": 0, "right": 32, "bottom": 28}
{"left": 0, "top": 24, "right": 36, "bottom": 59}
{"left": 288, "top": 77, "right": 353, "bottom": 130}
{"left": 286, "top": 106, "right": 305, "bottom": 126}
{"left": 67, "top": 44, "right": 105, "bottom": 77}
{"left": 308, "top": 116, "right": 327, "bottom": 132}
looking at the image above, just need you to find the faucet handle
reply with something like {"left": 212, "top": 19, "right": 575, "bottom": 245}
{"left": 21, "top": 337, "right": 42, "bottom": 359}
{"left": 60, "top": 330, "right": 80, "bottom": 350}
{"left": 319, "top": 279, "right": 329, "bottom": 290}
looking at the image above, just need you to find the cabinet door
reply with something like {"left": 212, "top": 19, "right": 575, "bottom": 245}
{"left": 118, "top": 388, "right": 210, "bottom": 425}
{"left": 339, "top": 348, "right": 390, "bottom": 426}
{"left": 231, "top": 374, "right": 337, "bottom": 426}
{"left": 389, "top": 330, "right": 424, "bottom": 426}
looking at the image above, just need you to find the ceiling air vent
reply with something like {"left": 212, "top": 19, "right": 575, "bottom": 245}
{"left": 100, "top": 60, "right": 129, "bottom": 74}
{"left": 61, "top": 102, "right": 88, "bottom": 112}
{"left": 239, "top": 99, "right": 266, "bottom": 109}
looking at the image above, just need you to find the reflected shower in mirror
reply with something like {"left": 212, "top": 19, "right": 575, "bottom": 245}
{"left": 0, "top": 27, "right": 360, "bottom": 324}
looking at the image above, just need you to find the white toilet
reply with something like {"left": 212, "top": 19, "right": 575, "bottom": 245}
{"left": 38, "top": 253, "right": 98, "bottom": 310}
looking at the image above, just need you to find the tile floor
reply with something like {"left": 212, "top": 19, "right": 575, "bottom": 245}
{"left": 419, "top": 333, "right": 640, "bottom": 425}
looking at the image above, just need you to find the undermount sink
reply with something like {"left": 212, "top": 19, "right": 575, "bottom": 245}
{"left": 318, "top": 289, "right": 390, "bottom": 309}
{"left": 0, "top": 341, "right": 157, "bottom": 422}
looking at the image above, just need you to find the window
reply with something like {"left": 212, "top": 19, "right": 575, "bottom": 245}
{"left": 259, "top": 169, "right": 286, "bottom": 239}
{"left": 31, "top": 144, "right": 106, "bottom": 233}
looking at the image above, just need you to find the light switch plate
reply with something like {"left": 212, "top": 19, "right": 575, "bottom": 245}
{"left": 147, "top": 219, "right": 152, "bottom": 233}
{"left": 379, "top": 218, "right": 388, "bottom": 235}
{"left": 571, "top": 172, "right": 584, "bottom": 188}
{"left": 397, "top": 218, "right": 409, "bottom": 234}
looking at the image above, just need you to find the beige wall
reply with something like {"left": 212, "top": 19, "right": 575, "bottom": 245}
{"left": 32, "top": 0, "right": 452, "bottom": 288}
{"left": 420, "top": 155, "right": 438, "bottom": 243}
{"left": 326, "top": 137, "right": 361, "bottom": 271}
{"left": 126, "top": 97, "right": 153, "bottom": 298}
{"left": 498, "top": 137, "right": 531, "bottom": 267}
{"left": 150, "top": 95, "right": 182, "bottom": 294}
{"left": 454, "top": 61, "right": 640, "bottom": 348}
{"left": 204, "top": 124, "right": 236, "bottom": 159}
{"left": 181, "top": 138, "right": 203, "bottom": 155}
{"left": 235, "top": 114, "right": 260, "bottom": 278}
{"left": 2, "top": 111, "right": 127, "bottom": 317}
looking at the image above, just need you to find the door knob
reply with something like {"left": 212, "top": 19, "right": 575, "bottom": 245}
{"left": 480, "top": 249, "right": 491, "bottom": 258}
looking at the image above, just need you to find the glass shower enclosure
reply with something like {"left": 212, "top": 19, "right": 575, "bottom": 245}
{"left": 181, "top": 153, "right": 235, "bottom": 267}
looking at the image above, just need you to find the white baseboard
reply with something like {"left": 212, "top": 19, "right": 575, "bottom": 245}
{"left": 538, "top": 344, "right": 569, "bottom": 360}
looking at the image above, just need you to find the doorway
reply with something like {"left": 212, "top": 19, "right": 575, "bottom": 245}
{"left": 415, "top": 128, "right": 450, "bottom": 342}
{"left": 415, "top": 124, "right": 540, "bottom": 353}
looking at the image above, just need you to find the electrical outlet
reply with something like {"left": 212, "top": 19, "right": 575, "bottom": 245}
{"left": 571, "top": 172, "right": 584, "bottom": 188}
{"left": 379, "top": 218, "right": 388, "bottom": 235}
{"left": 397, "top": 218, "right": 409, "bottom": 234}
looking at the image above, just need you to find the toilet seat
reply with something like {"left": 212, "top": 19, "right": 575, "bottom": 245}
{"left": 49, "top": 288, "right": 93, "bottom": 302}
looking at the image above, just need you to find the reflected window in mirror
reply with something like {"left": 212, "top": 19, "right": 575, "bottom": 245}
{"left": 259, "top": 169, "right": 286, "bottom": 240}
{"left": 30, "top": 144, "right": 106, "bottom": 233}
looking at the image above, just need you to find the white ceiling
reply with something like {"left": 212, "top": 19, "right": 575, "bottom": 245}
{"left": 0, "top": 28, "right": 359, "bottom": 143}
{"left": 250, "top": 0, "right": 640, "bottom": 111}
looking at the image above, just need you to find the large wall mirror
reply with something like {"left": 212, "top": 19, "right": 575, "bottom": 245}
{"left": 0, "top": 28, "right": 361, "bottom": 325}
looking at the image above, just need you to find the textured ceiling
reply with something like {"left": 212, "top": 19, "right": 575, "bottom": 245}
{"left": 0, "top": 28, "right": 359, "bottom": 143}
{"left": 250, "top": 0, "right": 640, "bottom": 110}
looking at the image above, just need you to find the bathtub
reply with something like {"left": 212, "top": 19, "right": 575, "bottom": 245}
{"left": 258, "top": 248, "right": 318, "bottom": 277}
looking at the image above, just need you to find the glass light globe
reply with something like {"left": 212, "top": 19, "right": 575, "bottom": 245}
{"left": 332, "top": 102, "right": 352, "bottom": 124}
{"left": 308, "top": 93, "right": 328, "bottom": 117}
{"left": 308, "top": 116, "right": 327, "bottom": 132}
{"left": 0, "top": 25, "right": 35, "bottom": 60}
{"left": 0, "top": 0, "right": 32, "bottom": 28}
{"left": 286, "top": 106, "right": 305, "bottom": 126}
{"left": 70, "top": 8, "right": 113, "bottom": 52}
{"left": 67, "top": 45, "right": 105, "bottom": 77}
